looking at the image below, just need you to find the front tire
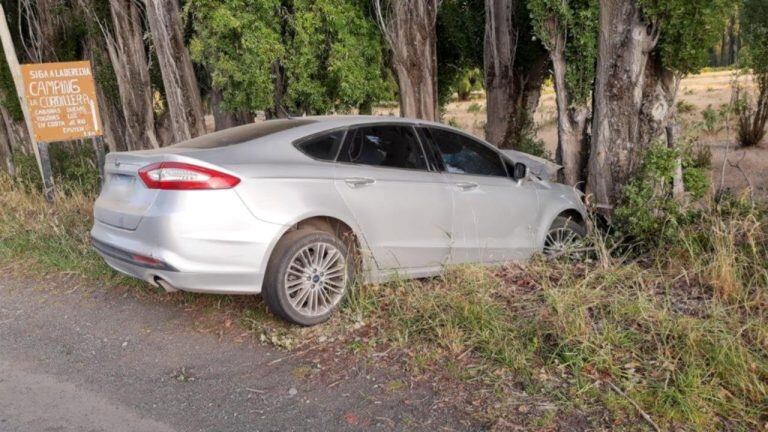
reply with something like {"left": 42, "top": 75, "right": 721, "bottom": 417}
{"left": 263, "top": 229, "right": 352, "bottom": 326}
{"left": 543, "top": 216, "right": 587, "bottom": 259}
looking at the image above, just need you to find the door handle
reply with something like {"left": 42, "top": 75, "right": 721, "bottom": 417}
{"left": 344, "top": 177, "right": 375, "bottom": 187}
{"left": 455, "top": 182, "right": 478, "bottom": 191}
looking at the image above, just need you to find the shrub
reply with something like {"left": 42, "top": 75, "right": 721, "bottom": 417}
{"left": 466, "top": 102, "right": 483, "bottom": 113}
{"left": 676, "top": 99, "right": 696, "bottom": 114}
{"left": 734, "top": 74, "right": 768, "bottom": 147}
{"left": 614, "top": 144, "right": 710, "bottom": 249}
{"left": 11, "top": 145, "right": 102, "bottom": 195}
{"left": 700, "top": 105, "right": 722, "bottom": 134}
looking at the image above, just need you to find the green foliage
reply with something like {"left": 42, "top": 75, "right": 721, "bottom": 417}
{"left": 639, "top": 0, "right": 739, "bottom": 74}
{"left": 285, "top": 0, "right": 391, "bottom": 113}
{"left": 615, "top": 144, "right": 711, "bottom": 249}
{"left": 187, "top": 0, "right": 285, "bottom": 112}
{"left": 676, "top": 99, "right": 696, "bottom": 114}
{"left": 0, "top": 51, "right": 23, "bottom": 121}
{"left": 528, "top": 0, "right": 598, "bottom": 105}
{"left": 467, "top": 102, "right": 483, "bottom": 113}
{"left": 436, "top": 0, "right": 484, "bottom": 106}
{"left": 12, "top": 146, "right": 101, "bottom": 194}
{"left": 187, "top": 0, "right": 390, "bottom": 114}
{"left": 701, "top": 105, "right": 722, "bottom": 133}
{"left": 740, "top": 0, "right": 768, "bottom": 73}
{"left": 455, "top": 68, "right": 482, "bottom": 101}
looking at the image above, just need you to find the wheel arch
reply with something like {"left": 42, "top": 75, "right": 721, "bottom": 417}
{"left": 535, "top": 205, "right": 588, "bottom": 250}
{"left": 259, "top": 213, "right": 373, "bottom": 278}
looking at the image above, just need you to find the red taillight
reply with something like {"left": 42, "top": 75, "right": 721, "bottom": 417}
{"left": 138, "top": 162, "right": 240, "bottom": 190}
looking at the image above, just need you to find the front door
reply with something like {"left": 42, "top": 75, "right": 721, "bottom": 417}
{"left": 423, "top": 127, "right": 541, "bottom": 263}
{"left": 333, "top": 124, "right": 453, "bottom": 271}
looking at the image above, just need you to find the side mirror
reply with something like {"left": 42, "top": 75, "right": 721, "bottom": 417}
{"left": 513, "top": 162, "right": 527, "bottom": 180}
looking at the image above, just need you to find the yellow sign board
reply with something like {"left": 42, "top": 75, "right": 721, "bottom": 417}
{"left": 20, "top": 60, "right": 102, "bottom": 142}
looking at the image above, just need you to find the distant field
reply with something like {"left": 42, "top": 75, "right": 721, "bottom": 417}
{"left": 435, "top": 70, "right": 767, "bottom": 200}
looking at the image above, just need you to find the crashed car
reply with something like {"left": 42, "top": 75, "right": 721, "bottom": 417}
{"left": 91, "top": 117, "right": 586, "bottom": 325}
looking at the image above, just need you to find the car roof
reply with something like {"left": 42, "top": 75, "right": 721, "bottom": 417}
{"left": 127, "top": 115, "right": 487, "bottom": 165}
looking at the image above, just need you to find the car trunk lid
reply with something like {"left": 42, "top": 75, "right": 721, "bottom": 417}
{"left": 94, "top": 153, "right": 165, "bottom": 230}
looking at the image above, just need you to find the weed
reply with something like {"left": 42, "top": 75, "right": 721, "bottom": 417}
{"left": 467, "top": 102, "right": 484, "bottom": 114}
{"left": 676, "top": 100, "right": 696, "bottom": 114}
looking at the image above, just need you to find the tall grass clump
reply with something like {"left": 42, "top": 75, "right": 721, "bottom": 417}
{"left": 0, "top": 172, "right": 115, "bottom": 279}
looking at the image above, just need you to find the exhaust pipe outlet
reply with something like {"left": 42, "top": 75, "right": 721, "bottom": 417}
{"left": 155, "top": 277, "right": 179, "bottom": 293}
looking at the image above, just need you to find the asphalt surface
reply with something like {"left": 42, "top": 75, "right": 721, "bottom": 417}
{"left": 0, "top": 271, "right": 476, "bottom": 432}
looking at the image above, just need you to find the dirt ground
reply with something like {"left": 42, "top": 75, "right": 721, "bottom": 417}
{"left": 0, "top": 268, "right": 476, "bottom": 432}
{"left": 438, "top": 70, "right": 767, "bottom": 201}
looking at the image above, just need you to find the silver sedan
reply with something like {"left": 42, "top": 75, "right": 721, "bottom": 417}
{"left": 91, "top": 116, "right": 587, "bottom": 325}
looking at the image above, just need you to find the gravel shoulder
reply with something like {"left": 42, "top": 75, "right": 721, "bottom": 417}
{"left": 0, "top": 269, "right": 476, "bottom": 432}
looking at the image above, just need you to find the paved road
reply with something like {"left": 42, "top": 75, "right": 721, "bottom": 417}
{"left": 0, "top": 272, "right": 475, "bottom": 432}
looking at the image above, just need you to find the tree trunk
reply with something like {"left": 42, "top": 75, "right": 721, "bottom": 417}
{"left": 0, "top": 107, "right": 15, "bottom": 176}
{"left": 483, "top": 0, "right": 548, "bottom": 149}
{"left": 0, "top": 105, "right": 32, "bottom": 156}
{"left": 551, "top": 51, "right": 590, "bottom": 187}
{"left": 666, "top": 119, "right": 685, "bottom": 200}
{"left": 79, "top": 22, "right": 128, "bottom": 152}
{"left": 375, "top": 0, "right": 439, "bottom": 121}
{"left": 484, "top": 0, "right": 519, "bottom": 148}
{"left": 639, "top": 53, "right": 681, "bottom": 151}
{"left": 104, "top": 0, "right": 159, "bottom": 150}
{"left": 211, "top": 88, "right": 253, "bottom": 131}
{"left": 144, "top": 0, "right": 206, "bottom": 143}
{"left": 586, "top": 0, "right": 659, "bottom": 211}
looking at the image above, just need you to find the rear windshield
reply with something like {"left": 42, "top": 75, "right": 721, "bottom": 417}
{"left": 172, "top": 119, "right": 317, "bottom": 149}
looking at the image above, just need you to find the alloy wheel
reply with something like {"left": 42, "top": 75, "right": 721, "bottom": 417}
{"left": 284, "top": 242, "right": 348, "bottom": 317}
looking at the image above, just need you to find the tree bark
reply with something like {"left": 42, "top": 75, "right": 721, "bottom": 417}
{"left": 539, "top": 14, "right": 591, "bottom": 186}
{"left": 484, "top": 0, "right": 519, "bottom": 147}
{"left": 551, "top": 52, "right": 590, "bottom": 187}
{"left": 666, "top": 119, "right": 685, "bottom": 200}
{"left": 79, "top": 20, "right": 128, "bottom": 153}
{"left": 144, "top": 0, "right": 206, "bottom": 143}
{"left": 483, "top": 0, "right": 548, "bottom": 149}
{"left": 586, "top": 0, "right": 659, "bottom": 211}
{"left": 639, "top": 53, "right": 681, "bottom": 150}
{"left": 211, "top": 88, "right": 253, "bottom": 131}
{"left": 375, "top": 0, "right": 439, "bottom": 121}
{"left": 103, "top": 0, "right": 159, "bottom": 150}
{"left": 0, "top": 107, "right": 15, "bottom": 176}
{"left": 0, "top": 105, "right": 32, "bottom": 156}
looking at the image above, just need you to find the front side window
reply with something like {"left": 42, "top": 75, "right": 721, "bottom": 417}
{"left": 339, "top": 125, "right": 428, "bottom": 170}
{"left": 295, "top": 130, "right": 345, "bottom": 161}
{"left": 428, "top": 128, "right": 507, "bottom": 177}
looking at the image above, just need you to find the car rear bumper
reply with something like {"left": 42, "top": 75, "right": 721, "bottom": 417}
{"left": 95, "top": 250, "right": 264, "bottom": 295}
{"left": 90, "top": 189, "right": 287, "bottom": 295}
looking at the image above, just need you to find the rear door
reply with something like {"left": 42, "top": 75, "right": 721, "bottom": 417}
{"left": 423, "top": 127, "right": 541, "bottom": 263}
{"left": 333, "top": 124, "right": 453, "bottom": 270}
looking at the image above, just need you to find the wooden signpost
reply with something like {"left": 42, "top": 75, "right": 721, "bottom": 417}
{"left": 0, "top": 6, "right": 105, "bottom": 202}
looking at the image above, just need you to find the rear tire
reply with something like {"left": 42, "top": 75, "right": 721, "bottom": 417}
{"left": 543, "top": 216, "right": 587, "bottom": 259}
{"left": 263, "top": 229, "right": 352, "bottom": 326}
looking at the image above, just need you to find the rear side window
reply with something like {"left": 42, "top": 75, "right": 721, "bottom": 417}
{"left": 295, "top": 130, "right": 345, "bottom": 161}
{"left": 428, "top": 128, "right": 507, "bottom": 177}
{"left": 339, "top": 125, "right": 428, "bottom": 170}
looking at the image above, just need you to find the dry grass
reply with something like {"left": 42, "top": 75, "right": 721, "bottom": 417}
{"left": 343, "top": 207, "right": 768, "bottom": 429}
{"left": 1, "top": 175, "right": 767, "bottom": 430}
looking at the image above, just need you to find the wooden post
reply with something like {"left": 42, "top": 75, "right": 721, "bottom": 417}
{"left": 37, "top": 142, "right": 54, "bottom": 201}
{"left": 91, "top": 136, "right": 106, "bottom": 186}
{"left": 0, "top": 4, "right": 55, "bottom": 201}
